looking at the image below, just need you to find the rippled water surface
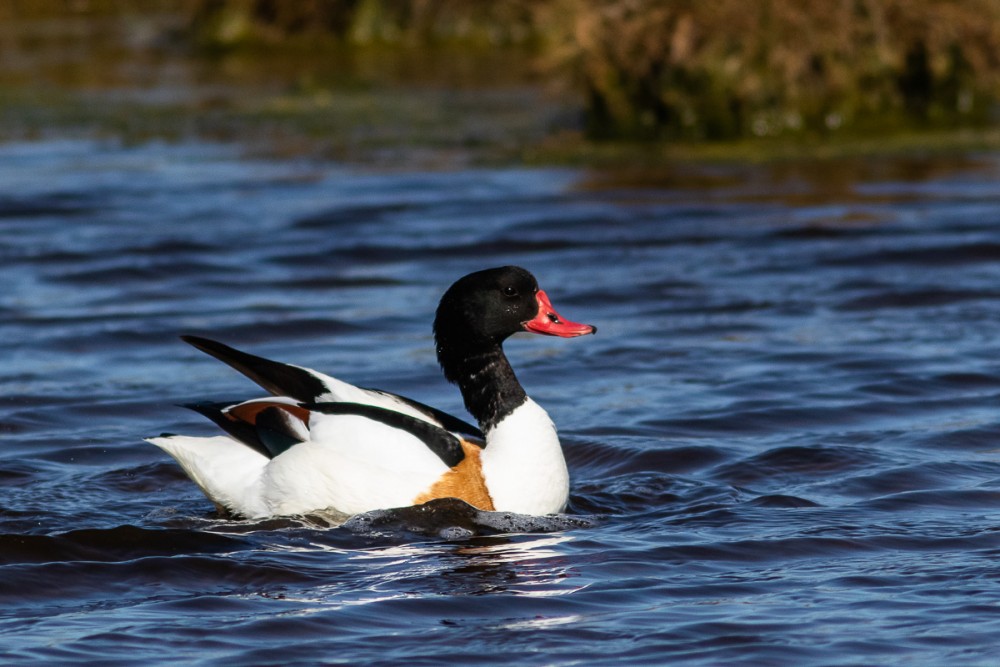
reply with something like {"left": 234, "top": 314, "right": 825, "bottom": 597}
{"left": 2, "top": 140, "right": 1000, "bottom": 665}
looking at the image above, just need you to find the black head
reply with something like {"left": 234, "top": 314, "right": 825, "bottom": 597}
{"left": 433, "top": 266, "right": 595, "bottom": 425}
{"left": 435, "top": 265, "right": 595, "bottom": 344}
{"left": 434, "top": 266, "right": 594, "bottom": 374}
{"left": 435, "top": 266, "right": 542, "bottom": 347}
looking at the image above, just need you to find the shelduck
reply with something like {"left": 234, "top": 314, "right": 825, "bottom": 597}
{"left": 149, "top": 266, "right": 595, "bottom": 518}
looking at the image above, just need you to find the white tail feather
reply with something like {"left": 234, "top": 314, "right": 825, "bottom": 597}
{"left": 148, "top": 435, "right": 269, "bottom": 516}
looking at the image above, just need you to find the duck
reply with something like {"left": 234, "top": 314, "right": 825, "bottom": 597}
{"left": 148, "top": 266, "right": 596, "bottom": 519}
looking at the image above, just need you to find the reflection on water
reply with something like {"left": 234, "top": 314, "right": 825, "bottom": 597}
{"left": 1, "top": 140, "right": 1000, "bottom": 664}
{"left": 0, "top": 12, "right": 564, "bottom": 163}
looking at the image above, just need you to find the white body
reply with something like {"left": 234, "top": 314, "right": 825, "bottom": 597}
{"left": 149, "top": 387, "right": 569, "bottom": 518}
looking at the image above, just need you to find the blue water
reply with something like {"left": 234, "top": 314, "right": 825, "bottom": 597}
{"left": 2, "top": 140, "right": 1000, "bottom": 665}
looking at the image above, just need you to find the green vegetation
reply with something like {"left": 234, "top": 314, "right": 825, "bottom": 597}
{"left": 546, "top": 0, "right": 1000, "bottom": 140}
{"left": 1, "top": 0, "right": 999, "bottom": 162}
{"left": 182, "top": 0, "right": 1000, "bottom": 141}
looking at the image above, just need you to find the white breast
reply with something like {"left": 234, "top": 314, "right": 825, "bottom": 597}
{"left": 480, "top": 398, "right": 569, "bottom": 515}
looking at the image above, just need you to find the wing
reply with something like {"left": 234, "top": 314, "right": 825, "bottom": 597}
{"left": 309, "top": 402, "right": 466, "bottom": 468}
{"left": 180, "top": 335, "right": 483, "bottom": 440}
{"left": 188, "top": 398, "right": 467, "bottom": 468}
{"left": 186, "top": 397, "right": 310, "bottom": 459}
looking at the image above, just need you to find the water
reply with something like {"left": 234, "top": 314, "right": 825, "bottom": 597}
{"left": 2, "top": 140, "right": 1000, "bottom": 665}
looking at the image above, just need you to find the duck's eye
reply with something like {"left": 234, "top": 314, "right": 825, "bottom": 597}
{"left": 502, "top": 285, "right": 519, "bottom": 298}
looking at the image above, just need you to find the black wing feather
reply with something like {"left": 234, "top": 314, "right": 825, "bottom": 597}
{"left": 185, "top": 401, "right": 307, "bottom": 459}
{"left": 184, "top": 401, "right": 272, "bottom": 459}
{"left": 255, "top": 406, "right": 307, "bottom": 458}
{"left": 181, "top": 335, "right": 484, "bottom": 440}
{"left": 310, "top": 401, "right": 467, "bottom": 468}
{"left": 187, "top": 398, "right": 467, "bottom": 468}
{"left": 181, "top": 335, "right": 328, "bottom": 402}
{"left": 363, "top": 389, "right": 483, "bottom": 441}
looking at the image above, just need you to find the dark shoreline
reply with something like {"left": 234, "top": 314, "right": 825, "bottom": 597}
{"left": 1, "top": 4, "right": 999, "bottom": 167}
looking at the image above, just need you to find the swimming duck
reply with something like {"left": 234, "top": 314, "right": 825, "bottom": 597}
{"left": 148, "top": 266, "right": 595, "bottom": 518}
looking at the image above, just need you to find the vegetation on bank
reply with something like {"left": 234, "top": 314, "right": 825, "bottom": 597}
{"left": 555, "top": 0, "right": 999, "bottom": 140}
{"left": 2, "top": 0, "right": 999, "bottom": 153}
{"left": 181, "top": 0, "right": 1000, "bottom": 140}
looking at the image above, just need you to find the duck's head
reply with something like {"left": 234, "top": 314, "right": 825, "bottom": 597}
{"left": 434, "top": 266, "right": 596, "bottom": 352}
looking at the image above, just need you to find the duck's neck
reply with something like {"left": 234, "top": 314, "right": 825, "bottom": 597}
{"left": 438, "top": 343, "right": 527, "bottom": 432}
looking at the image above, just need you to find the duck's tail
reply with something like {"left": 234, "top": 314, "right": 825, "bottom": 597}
{"left": 148, "top": 435, "right": 269, "bottom": 517}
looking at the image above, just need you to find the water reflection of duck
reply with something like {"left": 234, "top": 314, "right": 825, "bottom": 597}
{"left": 149, "top": 266, "right": 595, "bottom": 519}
